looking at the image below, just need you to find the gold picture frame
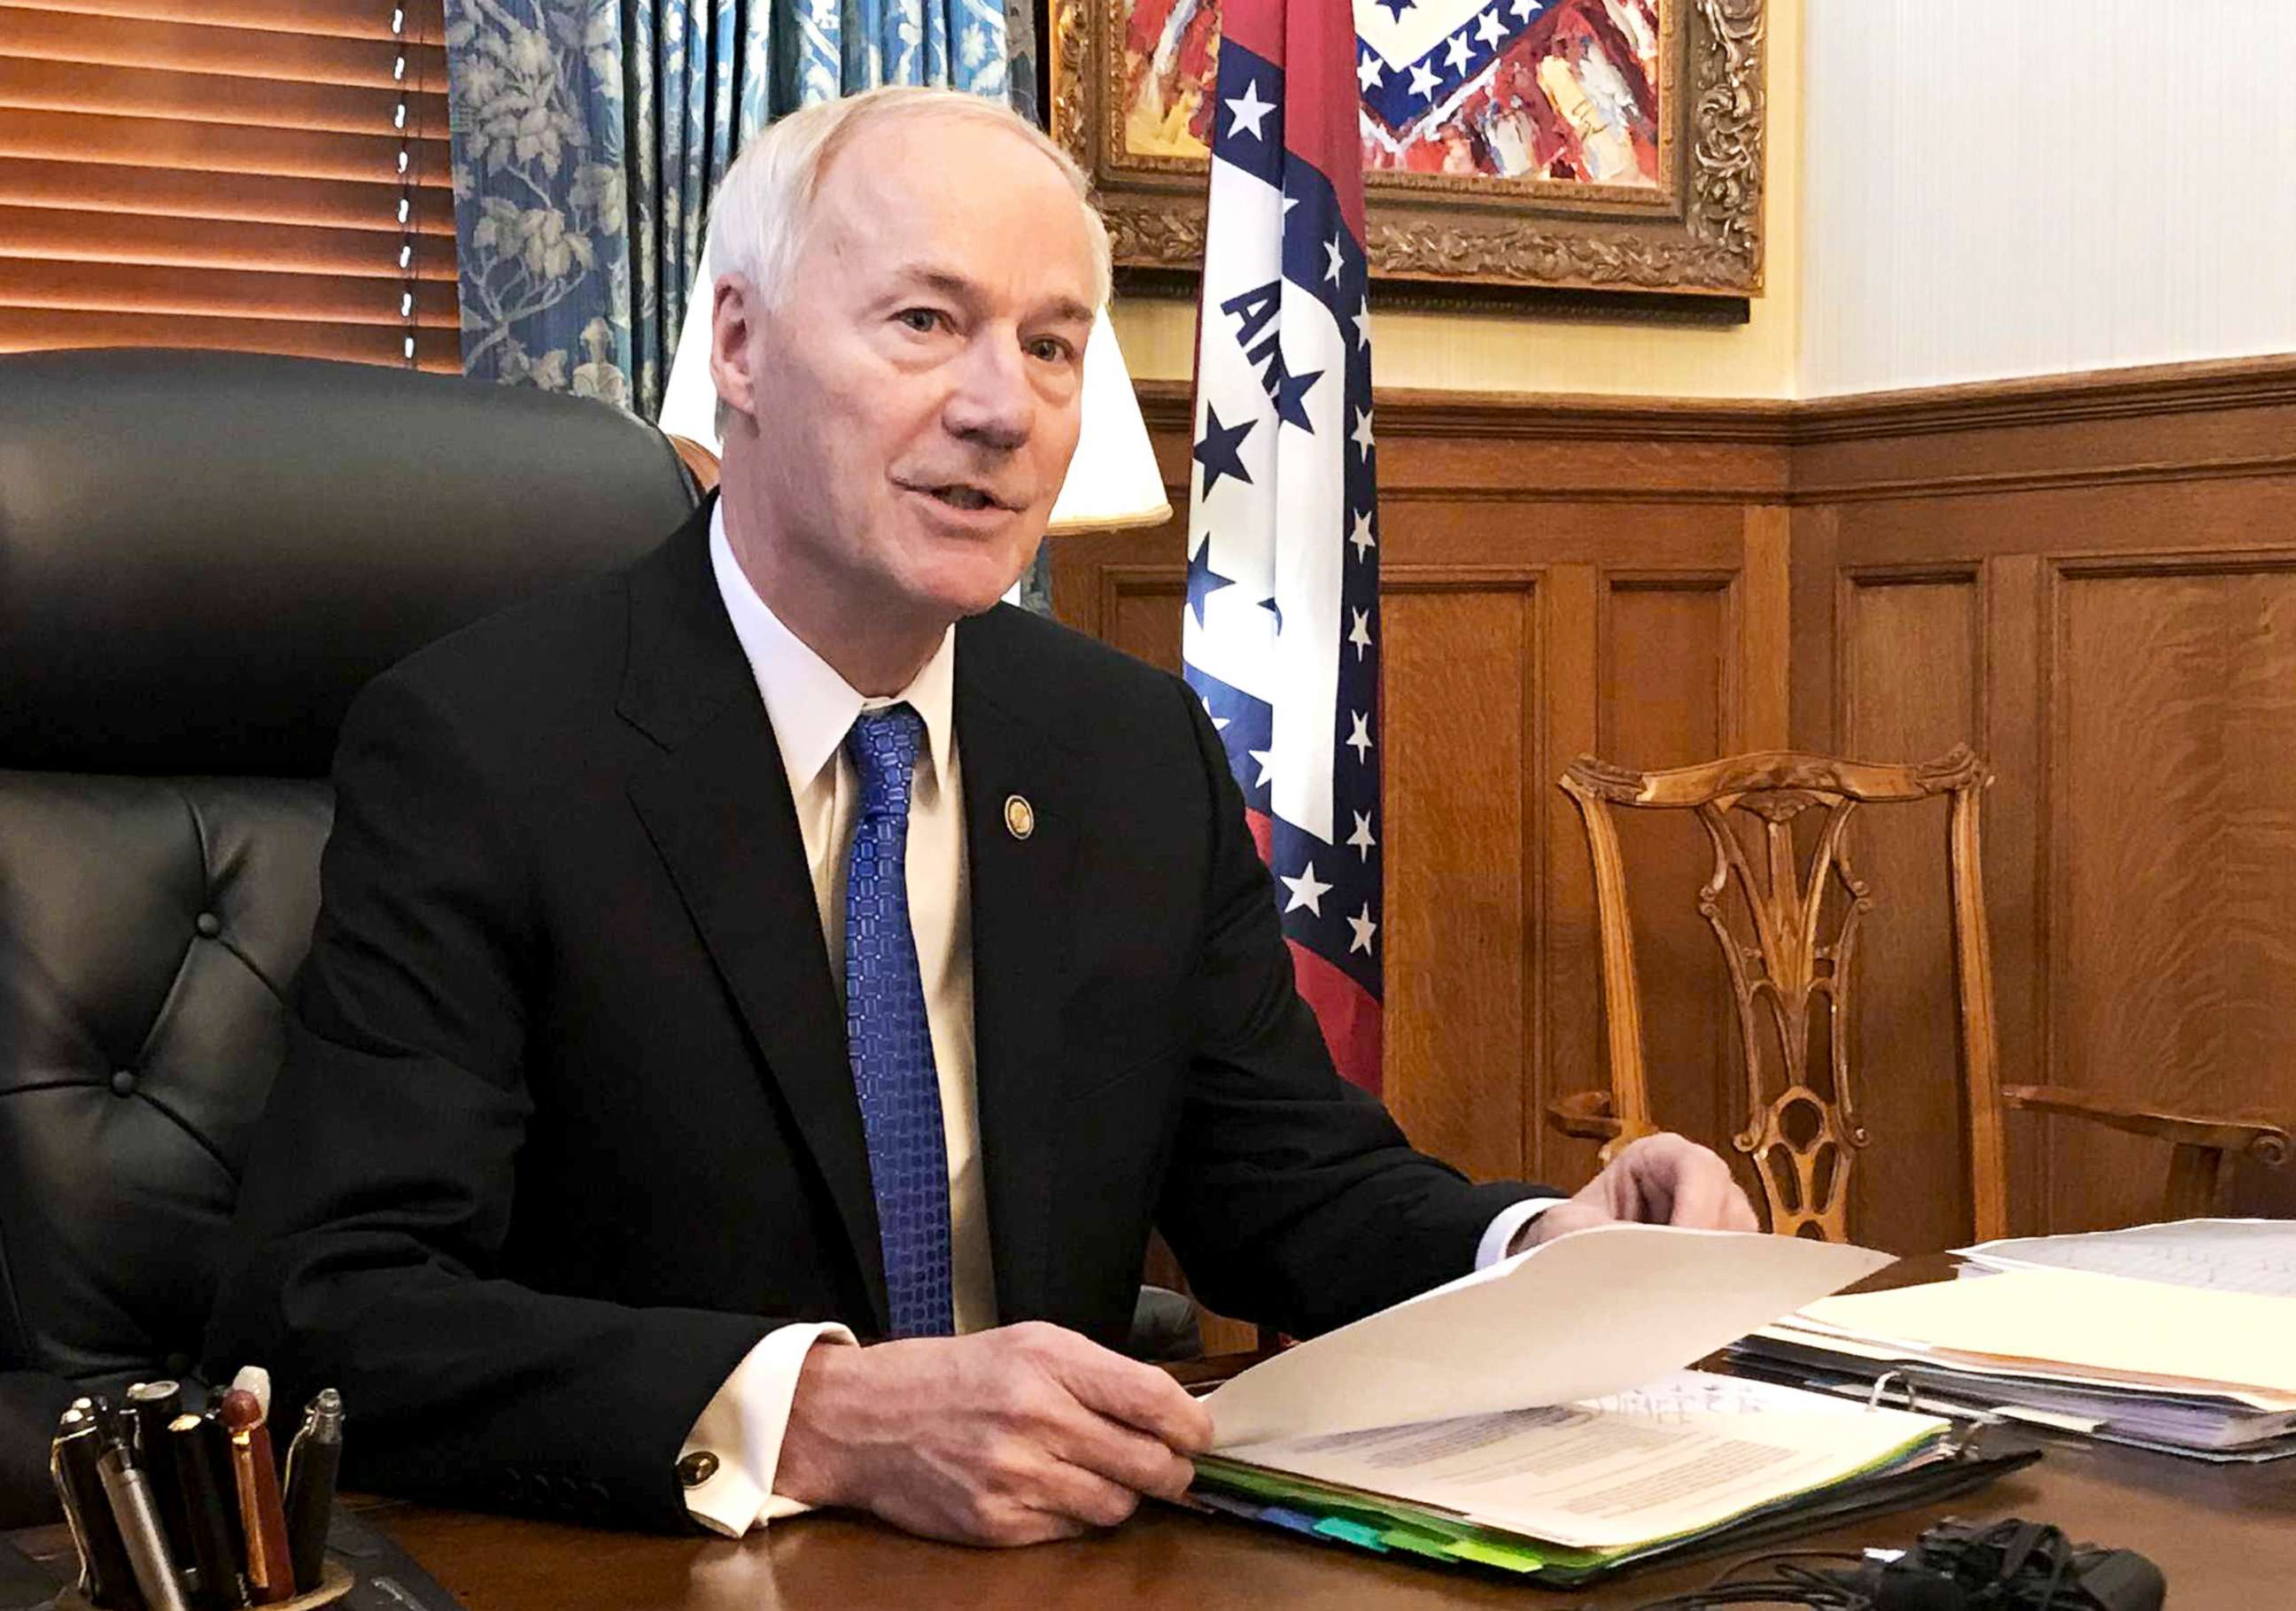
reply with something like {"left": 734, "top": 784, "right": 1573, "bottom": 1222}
{"left": 1049, "top": 0, "right": 1765, "bottom": 298}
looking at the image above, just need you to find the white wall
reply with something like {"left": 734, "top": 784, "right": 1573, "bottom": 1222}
{"left": 1799, "top": 0, "right": 2296, "bottom": 397}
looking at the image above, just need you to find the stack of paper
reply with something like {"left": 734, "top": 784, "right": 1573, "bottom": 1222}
{"left": 1735, "top": 1257, "right": 2296, "bottom": 1461}
{"left": 1958, "top": 1217, "right": 2296, "bottom": 1297}
{"left": 1184, "top": 1224, "right": 1974, "bottom": 1580}
{"left": 1194, "top": 1369, "right": 1952, "bottom": 1579}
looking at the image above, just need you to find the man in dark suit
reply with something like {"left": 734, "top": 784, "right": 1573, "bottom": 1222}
{"left": 210, "top": 87, "right": 1753, "bottom": 1546}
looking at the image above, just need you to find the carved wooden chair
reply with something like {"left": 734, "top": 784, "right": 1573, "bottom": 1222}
{"left": 1549, "top": 746, "right": 2292, "bottom": 1242}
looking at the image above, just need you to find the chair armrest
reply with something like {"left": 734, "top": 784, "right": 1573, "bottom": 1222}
{"left": 1546, "top": 1089, "right": 1624, "bottom": 1142}
{"left": 2001, "top": 1084, "right": 2294, "bottom": 1166}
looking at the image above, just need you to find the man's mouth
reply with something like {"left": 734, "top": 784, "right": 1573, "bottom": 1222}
{"left": 905, "top": 479, "right": 1015, "bottom": 514}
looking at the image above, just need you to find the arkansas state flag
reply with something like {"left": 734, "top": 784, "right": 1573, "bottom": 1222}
{"left": 1181, "top": 0, "right": 1384, "bottom": 1094}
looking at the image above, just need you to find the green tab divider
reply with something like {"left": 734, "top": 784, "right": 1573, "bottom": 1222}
{"left": 1313, "top": 1515, "right": 1390, "bottom": 1551}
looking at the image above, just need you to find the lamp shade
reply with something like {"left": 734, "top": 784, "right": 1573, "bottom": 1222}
{"left": 657, "top": 247, "right": 1169, "bottom": 535}
{"left": 1046, "top": 306, "right": 1172, "bottom": 534}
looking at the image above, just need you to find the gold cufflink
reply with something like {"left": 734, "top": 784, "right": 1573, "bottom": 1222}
{"left": 1004, "top": 794, "right": 1035, "bottom": 840}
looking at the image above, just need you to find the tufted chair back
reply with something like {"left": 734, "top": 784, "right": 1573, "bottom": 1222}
{"left": 0, "top": 349, "right": 702, "bottom": 1520}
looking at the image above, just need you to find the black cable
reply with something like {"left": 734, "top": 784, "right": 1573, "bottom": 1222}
{"left": 1632, "top": 1551, "right": 1879, "bottom": 1610}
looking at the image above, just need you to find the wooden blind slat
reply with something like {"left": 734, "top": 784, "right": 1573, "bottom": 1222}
{"left": 0, "top": 204, "right": 458, "bottom": 279}
{"left": 0, "top": 60, "right": 450, "bottom": 139}
{"left": 0, "top": 305, "right": 461, "bottom": 370}
{"left": 4, "top": 1, "right": 447, "bottom": 47}
{"left": 0, "top": 108, "right": 451, "bottom": 183}
{"left": 0, "top": 8, "right": 449, "bottom": 90}
{"left": 0, "top": 256, "right": 461, "bottom": 327}
{"left": 3, "top": 0, "right": 464, "bottom": 375}
{"left": 0, "top": 157, "right": 456, "bottom": 236}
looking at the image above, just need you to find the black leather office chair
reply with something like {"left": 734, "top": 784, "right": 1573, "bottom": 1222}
{"left": 0, "top": 349, "right": 704, "bottom": 1522}
{"left": 0, "top": 347, "right": 1198, "bottom": 1527}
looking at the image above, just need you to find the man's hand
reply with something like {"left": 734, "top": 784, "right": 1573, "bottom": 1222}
{"left": 773, "top": 1321, "right": 1215, "bottom": 1546}
{"left": 1516, "top": 1133, "right": 1759, "bottom": 1250}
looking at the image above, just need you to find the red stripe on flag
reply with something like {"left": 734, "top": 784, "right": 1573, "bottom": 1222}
{"left": 1245, "top": 805, "right": 1379, "bottom": 1093}
{"left": 1217, "top": 0, "right": 1361, "bottom": 240}
{"left": 1244, "top": 803, "right": 1276, "bottom": 865}
{"left": 1219, "top": 0, "right": 1284, "bottom": 66}
{"left": 1282, "top": 0, "right": 1369, "bottom": 241}
{"left": 1290, "top": 939, "right": 1382, "bottom": 1096}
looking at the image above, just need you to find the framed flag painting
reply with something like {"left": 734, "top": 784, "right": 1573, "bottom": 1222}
{"left": 1047, "top": 0, "right": 1765, "bottom": 297}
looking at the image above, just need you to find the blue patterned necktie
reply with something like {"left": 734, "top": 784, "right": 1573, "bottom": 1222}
{"left": 842, "top": 703, "right": 955, "bottom": 1338}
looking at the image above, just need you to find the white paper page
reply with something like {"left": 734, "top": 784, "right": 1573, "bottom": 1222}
{"left": 1777, "top": 1267, "right": 2296, "bottom": 1403}
{"left": 1957, "top": 1219, "right": 2296, "bottom": 1297}
{"left": 1218, "top": 1369, "right": 1945, "bottom": 1553}
{"left": 1203, "top": 1223, "right": 1893, "bottom": 1446}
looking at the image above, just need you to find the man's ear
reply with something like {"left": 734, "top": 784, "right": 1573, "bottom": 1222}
{"left": 710, "top": 275, "right": 764, "bottom": 424}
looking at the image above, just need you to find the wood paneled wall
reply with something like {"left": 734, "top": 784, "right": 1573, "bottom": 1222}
{"left": 1793, "top": 359, "right": 2296, "bottom": 1243}
{"left": 1056, "top": 355, "right": 2296, "bottom": 1255}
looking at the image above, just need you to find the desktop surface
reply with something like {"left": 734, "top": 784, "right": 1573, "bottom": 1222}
{"left": 12, "top": 1259, "right": 2293, "bottom": 1607}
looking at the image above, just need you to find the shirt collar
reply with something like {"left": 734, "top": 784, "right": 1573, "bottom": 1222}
{"left": 709, "top": 499, "right": 955, "bottom": 795}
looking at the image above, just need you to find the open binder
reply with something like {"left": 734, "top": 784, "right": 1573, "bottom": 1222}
{"left": 1172, "top": 1225, "right": 2040, "bottom": 1583}
{"left": 1185, "top": 1369, "right": 2036, "bottom": 1584}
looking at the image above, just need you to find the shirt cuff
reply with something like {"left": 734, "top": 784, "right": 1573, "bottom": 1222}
{"left": 679, "top": 1321, "right": 857, "bottom": 1537}
{"left": 1475, "top": 1197, "right": 1565, "bottom": 1271}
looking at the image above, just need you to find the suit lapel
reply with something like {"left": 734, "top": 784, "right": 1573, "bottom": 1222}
{"left": 617, "top": 505, "right": 888, "bottom": 1334}
{"left": 956, "top": 612, "right": 1084, "bottom": 1328}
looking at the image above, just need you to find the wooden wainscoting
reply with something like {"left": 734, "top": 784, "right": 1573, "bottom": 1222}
{"left": 1793, "top": 358, "right": 2296, "bottom": 1241}
{"left": 1054, "top": 357, "right": 2296, "bottom": 1257}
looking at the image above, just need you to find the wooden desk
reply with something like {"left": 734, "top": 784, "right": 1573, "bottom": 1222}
{"left": 13, "top": 1260, "right": 2294, "bottom": 1606}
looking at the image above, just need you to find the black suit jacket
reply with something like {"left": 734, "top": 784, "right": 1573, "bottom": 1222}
{"left": 208, "top": 501, "right": 1542, "bottom": 1528}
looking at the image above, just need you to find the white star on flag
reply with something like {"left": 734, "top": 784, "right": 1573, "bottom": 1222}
{"left": 1358, "top": 54, "right": 1385, "bottom": 92}
{"left": 1280, "top": 860, "right": 1333, "bottom": 917}
{"left": 1348, "top": 607, "right": 1372, "bottom": 660}
{"left": 1347, "top": 810, "right": 1377, "bottom": 861}
{"left": 1347, "top": 710, "right": 1373, "bottom": 762}
{"left": 1475, "top": 8, "right": 1505, "bottom": 48}
{"left": 1444, "top": 31, "right": 1470, "bottom": 73}
{"left": 1408, "top": 59, "right": 1439, "bottom": 100}
{"left": 1324, "top": 234, "right": 1344, "bottom": 285}
{"left": 1351, "top": 406, "right": 1375, "bottom": 458}
{"left": 1249, "top": 747, "right": 1276, "bottom": 786}
{"left": 1226, "top": 81, "right": 1276, "bottom": 140}
{"left": 1511, "top": 0, "right": 1535, "bottom": 19}
{"left": 1350, "top": 510, "right": 1376, "bottom": 559}
{"left": 1351, "top": 294, "right": 1369, "bottom": 349}
{"left": 1347, "top": 903, "right": 1378, "bottom": 955}
{"left": 1201, "top": 695, "right": 1229, "bottom": 732}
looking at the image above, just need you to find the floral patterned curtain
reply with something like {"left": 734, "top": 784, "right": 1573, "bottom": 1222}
{"left": 444, "top": 0, "right": 1018, "bottom": 420}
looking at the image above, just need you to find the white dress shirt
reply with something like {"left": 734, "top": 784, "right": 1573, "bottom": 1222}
{"left": 679, "top": 502, "right": 1554, "bottom": 1535}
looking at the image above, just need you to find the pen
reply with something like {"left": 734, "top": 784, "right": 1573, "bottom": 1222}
{"left": 94, "top": 1413, "right": 191, "bottom": 1611}
{"left": 229, "top": 1368, "right": 270, "bottom": 1423}
{"left": 50, "top": 1407, "right": 139, "bottom": 1611}
{"left": 279, "top": 1390, "right": 341, "bottom": 1595}
{"left": 217, "top": 1390, "right": 294, "bottom": 1607}
{"left": 166, "top": 1413, "right": 248, "bottom": 1611}
{"left": 124, "top": 1383, "right": 196, "bottom": 1592}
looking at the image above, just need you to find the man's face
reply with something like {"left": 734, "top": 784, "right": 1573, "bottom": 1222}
{"left": 719, "top": 116, "right": 1098, "bottom": 639}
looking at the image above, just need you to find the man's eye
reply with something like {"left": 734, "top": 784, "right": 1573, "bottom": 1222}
{"left": 1027, "top": 337, "right": 1077, "bottom": 364}
{"left": 896, "top": 308, "right": 945, "bottom": 333}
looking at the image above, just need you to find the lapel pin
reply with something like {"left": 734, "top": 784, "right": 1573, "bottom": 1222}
{"left": 1004, "top": 794, "right": 1036, "bottom": 840}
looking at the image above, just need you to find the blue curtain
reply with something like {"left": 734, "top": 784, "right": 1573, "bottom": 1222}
{"left": 443, "top": 0, "right": 1018, "bottom": 420}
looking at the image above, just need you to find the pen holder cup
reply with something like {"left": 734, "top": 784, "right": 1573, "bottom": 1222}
{"left": 58, "top": 1559, "right": 355, "bottom": 1609}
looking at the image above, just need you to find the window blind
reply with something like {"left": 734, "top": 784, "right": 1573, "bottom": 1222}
{"left": 0, "top": 0, "right": 460, "bottom": 371}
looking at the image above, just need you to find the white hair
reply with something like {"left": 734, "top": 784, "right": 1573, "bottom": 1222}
{"left": 706, "top": 87, "right": 1113, "bottom": 438}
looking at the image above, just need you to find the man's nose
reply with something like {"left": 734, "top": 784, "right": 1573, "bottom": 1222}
{"left": 943, "top": 336, "right": 1033, "bottom": 452}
